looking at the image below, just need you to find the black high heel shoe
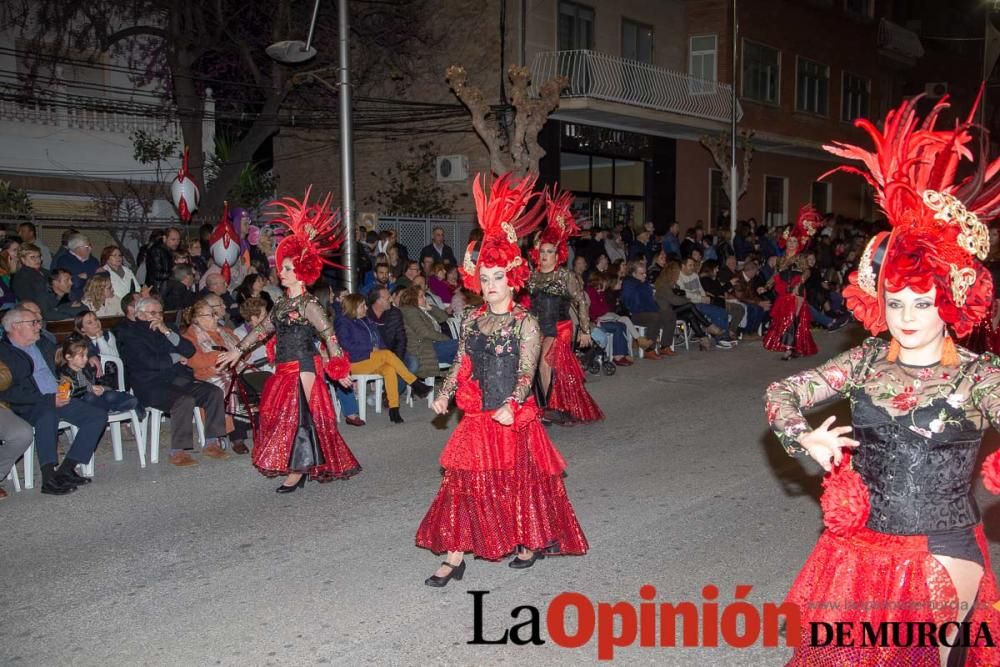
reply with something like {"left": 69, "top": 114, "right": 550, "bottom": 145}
{"left": 276, "top": 475, "right": 306, "bottom": 494}
{"left": 424, "top": 560, "right": 465, "bottom": 587}
{"left": 389, "top": 407, "right": 404, "bottom": 423}
{"left": 508, "top": 549, "right": 544, "bottom": 569}
{"left": 410, "top": 381, "right": 432, "bottom": 399}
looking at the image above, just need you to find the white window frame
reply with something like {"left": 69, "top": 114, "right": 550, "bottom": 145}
{"left": 841, "top": 71, "right": 871, "bottom": 122}
{"left": 763, "top": 174, "right": 789, "bottom": 228}
{"left": 688, "top": 34, "right": 718, "bottom": 95}
{"left": 795, "top": 56, "right": 830, "bottom": 115}
{"left": 741, "top": 39, "right": 781, "bottom": 105}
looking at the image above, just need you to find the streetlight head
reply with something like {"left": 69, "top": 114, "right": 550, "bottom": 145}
{"left": 266, "top": 40, "right": 318, "bottom": 64}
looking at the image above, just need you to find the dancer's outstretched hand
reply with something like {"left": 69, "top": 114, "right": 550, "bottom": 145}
{"left": 798, "top": 416, "right": 860, "bottom": 472}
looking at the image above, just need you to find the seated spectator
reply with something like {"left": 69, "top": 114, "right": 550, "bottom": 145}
{"left": 323, "top": 291, "right": 365, "bottom": 427}
{"left": 731, "top": 259, "right": 771, "bottom": 338}
{"left": 585, "top": 272, "right": 647, "bottom": 363}
{"left": 117, "top": 296, "right": 229, "bottom": 466}
{"left": 629, "top": 229, "right": 658, "bottom": 264}
{"left": 426, "top": 262, "right": 453, "bottom": 306}
{"left": 0, "top": 358, "right": 34, "bottom": 499}
{"left": 604, "top": 231, "right": 627, "bottom": 263}
{"left": 398, "top": 285, "right": 457, "bottom": 379}
{"left": 10, "top": 243, "right": 47, "bottom": 303}
{"left": 0, "top": 306, "right": 107, "bottom": 494}
{"left": 419, "top": 226, "right": 457, "bottom": 266}
{"left": 161, "top": 264, "right": 199, "bottom": 312}
{"left": 360, "top": 262, "right": 395, "bottom": 298}
{"left": 52, "top": 233, "right": 100, "bottom": 300}
{"left": 395, "top": 260, "right": 422, "bottom": 289}
{"left": 234, "top": 297, "right": 273, "bottom": 373}
{"left": 0, "top": 238, "right": 18, "bottom": 308}
{"left": 74, "top": 310, "right": 123, "bottom": 385}
{"left": 235, "top": 273, "right": 274, "bottom": 311}
{"left": 57, "top": 338, "right": 138, "bottom": 414}
{"left": 82, "top": 273, "right": 123, "bottom": 317}
{"left": 717, "top": 254, "right": 739, "bottom": 286}
{"left": 16, "top": 222, "right": 51, "bottom": 267}
{"left": 366, "top": 285, "right": 409, "bottom": 372}
{"left": 17, "top": 301, "right": 56, "bottom": 344}
{"left": 201, "top": 274, "right": 240, "bottom": 326}
{"left": 677, "top": 257, "right": 735, "bottom": 342}
{"left": 386, "top": 245, "right": 406, "bottom": 281}
{"left": 181, "top": 299, "right": 249, "bottom": 454}
{"left": 187, "top": 238, "right": 208, "bottom": 277}
{"left": 42, "top": 268, "right": 88, "bottom": 322}
{"left": 654, "top": 260, "right": 733, "bottom": 350}
{"left": 620, "top": 260, "right": 676, "bottom": 360}
{"left": 699, "top": 260, "right": 746, "bottom": 337}
{"left": 97, "top": 245, "right": 141, "bottom": 299}
{"left": 334, "top": 293, "right": 430, "bottom": 424}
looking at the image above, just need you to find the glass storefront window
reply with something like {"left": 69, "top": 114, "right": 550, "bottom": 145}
{"left": 614, "top": 159, "right": 643, "bottom": 197}
{"left": 592, "top": 156, "right": 613, "bottom": 193}
{"left": 559, "top": 150, "right": 647, "bottom": 230}
{"left": 559, "top": 152, "right": 590, "bottom": 191}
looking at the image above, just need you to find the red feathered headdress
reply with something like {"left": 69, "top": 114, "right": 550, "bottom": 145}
{"left": 779, "top": 204, "right": 823, "bottom": 256}
{"left": 269, "top": 187, "right": 345, "bottom": 286}
{"left": 460, "top": 173, "right": 545, "bottom": 293}
{"left": 822, "top": 93, "right": 998, "bottom": 337}
{"left": 530, "top": 187, "right": 580, "bottom": 267}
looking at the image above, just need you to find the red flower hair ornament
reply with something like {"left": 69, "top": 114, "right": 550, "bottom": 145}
{"left": 460, "top": 173, "right": 546, "bottom": 293}
{"left": 982, "top": 450, "right": 1000, "bottom": 494}
{"left": 269, "top": 186, "right": 345, "bottom": 286}
{"left": 530, "top": 187, "right": 581, "bottom": 267}
{"left": 823, "top": 93, "right": 999, "bottom": 338}
{"left": 778, "top": 204, "right": 823, "bottom": 256}
{"left": 820, "top": 452, "right": 871, "bottom": 537}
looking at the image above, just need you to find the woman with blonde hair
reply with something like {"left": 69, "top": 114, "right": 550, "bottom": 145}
{"left": 334, "top": 293, "right": 431, "bottom": 423}
{"left": 82, "top": 273, "right": 123, "bottom": 317}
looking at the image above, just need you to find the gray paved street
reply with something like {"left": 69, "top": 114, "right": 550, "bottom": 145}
{"left": 4, "top": 328, "right": 1000, "bottom": 666}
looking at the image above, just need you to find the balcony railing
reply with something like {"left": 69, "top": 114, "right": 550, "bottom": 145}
{"left": 530, "top": 50, "right": 741, "bottom": 124}
{"left": 0, "top": 87, "right": 180, "bottom": 135}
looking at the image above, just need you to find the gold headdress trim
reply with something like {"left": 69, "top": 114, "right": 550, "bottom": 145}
{"left": 922, "top": 190, "right": 990, "bottom": 261}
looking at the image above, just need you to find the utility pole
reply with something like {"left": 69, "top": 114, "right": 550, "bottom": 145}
{"left": 730, "top": 0, "right": 738, "bottom": 236}
{"left": 339, "top": 0, "right": 357, "bottom": 291}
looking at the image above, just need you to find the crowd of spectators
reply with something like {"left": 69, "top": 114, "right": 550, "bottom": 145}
{"left": 0, "top": 216, "right": 870, "bottom": 498}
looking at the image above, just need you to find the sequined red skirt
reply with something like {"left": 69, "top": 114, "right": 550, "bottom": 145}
{"left": 544, "top": 320, "right": 604, "bottom": 423}
{"left": 253, "top": 356, "right": 361, "bottom": 481}
{"left": 415, "top": 396, "right": 589, "bottom": 561}
{"left": 763, "top": 293, "right": 817, "bottom": 356}
{"left": 785, "top": 525, "right": 1000, "bottom": 666}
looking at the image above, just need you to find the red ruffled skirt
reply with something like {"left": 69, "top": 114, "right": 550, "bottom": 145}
{"left": 253, "top": 356, "right": 361, "bottom": 481}
{"left": 763, "top": 293, "right": 817, "bottom": 356}
{"left": 785, "top": 525, "right": 1000, "bottom": 666}
{"left": 415, "top": 368, "right": 588, "bottom": 560}
{"left": 544, "top": 320, "right": 604, "bottom": 423}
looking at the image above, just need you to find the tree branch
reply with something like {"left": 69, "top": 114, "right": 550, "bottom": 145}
{"left": 446, "top": 65, "right": 512, "bottom": 176}
{"left": 101, "top": 25, "right": 167, "bottom": 50}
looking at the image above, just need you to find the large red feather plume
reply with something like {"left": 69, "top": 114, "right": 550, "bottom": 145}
{"left": 269, "top": 186, "right": 345, "bottom": 286}
{"left": 531, "top": 187, "right": 580, "bottom": 267}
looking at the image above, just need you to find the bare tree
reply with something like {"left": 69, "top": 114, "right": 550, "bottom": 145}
{"left": 447, "top": 64, "right": 566, "bottom": 177}
{"left": 700, "top": 130, "right": 755, "bottom": 205}
{"left": 89, "top": 179, "right": 161, "bottom": 267}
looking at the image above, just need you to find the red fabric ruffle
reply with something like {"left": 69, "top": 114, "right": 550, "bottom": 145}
{"left": 253, "top": 356, "right": 361, "bottom": 481}
{"left": 785, "top": 524, "right": 1000, "bottom": 666}
{"left": 763, "top": 274, "right": 818, "bottom": 356}
{"left": 544, "top": 320, "right": 604, "bottom": 422}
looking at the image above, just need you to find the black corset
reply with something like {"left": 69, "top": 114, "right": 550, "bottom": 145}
{"left": 274, "top": 318, "right": 317, "bottom": 363}
{"left": 465, "top": 331, "right": 519, "bottom": 410}
{"left": 530, "top": 291, "right": 569, "bottom": 337}
{"left": 851, "top": 390, "right": 982, "bottom": 534}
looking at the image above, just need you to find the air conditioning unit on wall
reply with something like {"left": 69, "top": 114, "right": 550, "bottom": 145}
{"left": 436, "top": 155, "right": 469, "bottom": 182}
{"left": 924, "top": 82, "right": 949, "bottom": 99}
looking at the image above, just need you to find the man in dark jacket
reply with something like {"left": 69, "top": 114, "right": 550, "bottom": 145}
{"left": 0, "top": 306, "right": 107, "bottom": 494}
{"left": 366, "top": 286, "right": 412, "bottom": 397}
{"left": 620, "top": 261, "right": 675, "bottom": 359}
{"left": 117, "top": 296, "right": 228, "bottom": 466}
{"left": 160, "top": 264, "right": 198, "bottom": 312}
{"left": 419, "top": 226, "right": 457, "bottom": 266}
{"left": 52, "top": 233, "right": 99, "bottom": 300}
{"left": 144, "top": 227, "right": 180, "bottom": 293}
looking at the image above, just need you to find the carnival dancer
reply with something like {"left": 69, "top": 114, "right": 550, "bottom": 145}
{"left": 217, "top": 189, "right": 360, "bottom": 492}
{"left": 765, "top": 96, "right": 1000, "bottom": 666}
{"left": 525, "top": 189, "right": 604, "bottom": 425}
{"left": 762, "top": 205, "right": 824, "bottom": 360}
{"left": 416, "top": 174, "right": 588, "bottom": 586}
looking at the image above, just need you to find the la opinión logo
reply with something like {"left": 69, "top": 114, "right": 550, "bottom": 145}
{"left": 468, "top": 585, "right": 799, "bottom": 660}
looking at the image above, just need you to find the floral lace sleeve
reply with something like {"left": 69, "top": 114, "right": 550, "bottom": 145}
{"left": 510, "top": 312, "right": 541, "bottom": 404}
{"left": 565, "top": 269, "right": 590, "bottom": 334}
{"left": 303, "top": 298, "right": 345, "bottom": 358}
{"left": 969, "top": 352, "right": 1000, "bottom": 431}
{"left": 237, "top": 311, "right": 275, "bottom": 353}
{"left": 764, "top": 340, "right": 880, "bottom": 456}
{"left": 437, "top": 315, "right": 472, "bottom": 402}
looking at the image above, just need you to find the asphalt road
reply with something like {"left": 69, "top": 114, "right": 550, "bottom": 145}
{"left": 4, "top": 327, "right": 999, "bottom": 666}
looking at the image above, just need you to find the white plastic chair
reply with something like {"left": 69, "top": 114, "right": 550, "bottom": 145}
{"left": 634, "top": 325, "right": 648, "bottom": 358}
{"left": 405, "top": 364, "right": 449, "bottom": 408}
{"left": 79, "top": 355, "right": 147, "bottom": 477}
{"left": 17, "top": 423, "right": 75, "bottom": 490}
{"left": 146, "top": 407, "right": 206, "bottom": 464}
{"left": 671, "top": 321, "right": 690, "bottom": 352}
{"left": 350, "top": 374, "right": 383, "bottom": 422}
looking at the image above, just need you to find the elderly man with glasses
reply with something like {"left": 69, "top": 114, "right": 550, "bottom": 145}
{"left": 117, "top": 297, "right": 229, "bottom": 466}
{"left": 0, "top": 306, "right": 107, "bottom": 495}
{"left": 52, "top": 233, "right": 99, "bottom": 301}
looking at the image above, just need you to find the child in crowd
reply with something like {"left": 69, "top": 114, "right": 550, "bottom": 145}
{"left": 57, "top": 338, "right": 139, "bottom": 413}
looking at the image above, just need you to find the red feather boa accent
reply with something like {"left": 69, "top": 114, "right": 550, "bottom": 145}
{"left": 982, "top": 450, "right": 1000, "bottom": 494}
{"left": 325, "top": 354, "right": 352, "bottom": 381}
{"left": 265, "top": 337, "right": 276, "bottom": 365}
{"left": 820, "top": 455, "right": 871, "bottom": 537}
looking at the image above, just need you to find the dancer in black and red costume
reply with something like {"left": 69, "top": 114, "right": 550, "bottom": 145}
{"left": 762, "top": 205, "right": 823, "bottom": 360}
{"left": 765, "top": 96, "right": 1000, "bottom": 666}
{"left": 525, "top": 189, "right": 603, "bottom": 425}
{"left": 218, "top": 189, "right": 360, "bottom": 492}
{"left": 416, "top": 174, "right": 588, "bottom": 587}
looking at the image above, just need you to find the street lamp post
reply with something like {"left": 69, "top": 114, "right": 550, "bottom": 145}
{"left": 730, "top": 0, "right": 738, "bottom": 236}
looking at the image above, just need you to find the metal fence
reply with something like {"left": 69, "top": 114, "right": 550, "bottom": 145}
{"left": 530, "top": 50, "right": 742, "bottom": 124}
{"left": 373, "top": 214, "right": 476, "bottom": 262}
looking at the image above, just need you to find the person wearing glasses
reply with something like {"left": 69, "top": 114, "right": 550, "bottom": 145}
{"left": 0, "top": 306, "right": 107, "bottom": 494}
{"left": 117, "top": 296, "right": 230, "bottom": 466}
{"left": 52, "top": 233, "right": 99, "bottom": 301}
